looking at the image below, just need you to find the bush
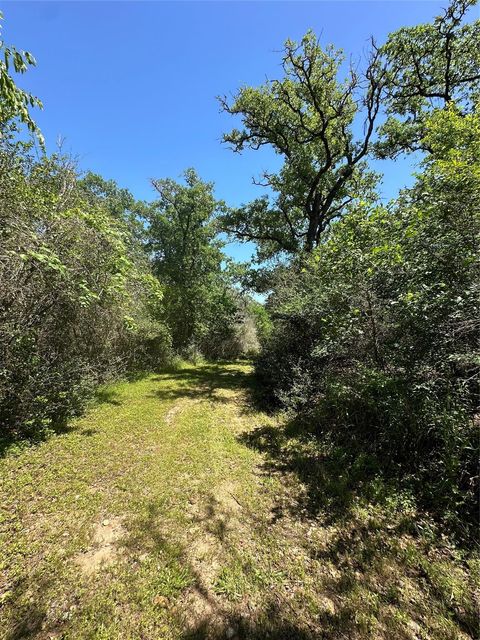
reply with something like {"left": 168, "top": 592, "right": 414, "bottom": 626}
{"left": 256, "top": 109, "right": 480, "bottom": 539}
{"left": 0, "top": 136, "right": 171, "bottom": 438}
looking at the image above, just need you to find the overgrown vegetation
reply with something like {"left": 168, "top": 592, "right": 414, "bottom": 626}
{"left": 255, "top": 106, "right": 479, "bottom": 539}
{"left": 221, "top": 1, "right": 479, "bottom": 542}
{"left": 0, "top": 1, "right": 478, "bottom": 637}
{"left": 0, "top": 131, "right": 171, "bottom": 439}
{"left": 0, "top": 22, "right": 258, "bottom": 442}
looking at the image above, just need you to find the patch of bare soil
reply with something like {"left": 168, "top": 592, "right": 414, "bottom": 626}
{"left": 165, "top": 398, "right": 202, "bottom": 425}
{"left": 181, "top": 586, "right": 217, "bottom": 628}
{"left": 75, "top": 516, "right": 126, "bottom": 576}
{"left": 214, "top": 481, "right": 243, "bottom": 515}
{"left": 176, "top": 528, "right": 225, "bottom": 634}
{"left": 179, "top": 480, "right": 255, "bottom": 635}
{"left": 165, "top": 402, "right": 184, "bottom": 425}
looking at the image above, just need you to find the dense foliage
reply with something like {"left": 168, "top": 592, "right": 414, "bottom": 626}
{"left": 256, "top": 107, "right": 479, "bottom": 536}
{"left": 0, "top": 132, "right": 171, "bottom": 438}
{"left": 0, "top": 150, "right": 258, "bottom": 439}
{"left": 146, "top": 169, "right": 257, "bottom": 359}
{"left": 222, "top": 1, "right": 479, "bottom": 539}
{"left": 377, "top": 0, "right": 480, "bottom": 157}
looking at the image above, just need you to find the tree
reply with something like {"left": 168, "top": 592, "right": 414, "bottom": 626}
{"left": 146, "top": 169, "right": 226, "bottom": 350}
{"left": 79, "top": 171, "right": 149, "bottom": 244}
{"left": 220, "top": 31, "right": 386, "bottom": 258}
{"left": 0, "top": 10, "right": 43, "bottom": 145}
{"left": 376, "top": 0, "right": 480, "bottom": 157}
{"left": 255, "top": 103, "right": 479, "bottom": 537}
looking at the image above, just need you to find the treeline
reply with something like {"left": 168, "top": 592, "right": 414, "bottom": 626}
{"left": 0, "top": 20, "right": 265, "bottom": 441}
{"left": 219, "top": 0, "right": 479, "bottom": 539}
{"left": 0, "top": 133, "right": 263, "bottom": 438}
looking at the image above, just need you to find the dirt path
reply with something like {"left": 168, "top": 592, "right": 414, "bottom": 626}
{"left": 0, "top": 363, "right": 477, "bottom": 640}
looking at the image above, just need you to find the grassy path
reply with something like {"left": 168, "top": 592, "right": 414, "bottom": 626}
{"left": 0, "top": 363, "right": 477, "bottom": 640}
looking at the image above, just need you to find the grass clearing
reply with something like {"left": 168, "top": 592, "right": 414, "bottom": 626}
{"left": 0, "top": 362, "right": 478, "bottom": 639}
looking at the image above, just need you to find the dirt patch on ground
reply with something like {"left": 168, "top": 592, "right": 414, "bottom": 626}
{"left": 75, "top": 516, "right": 126, "bottom": 576}
{"left": 190, "top": 532, "right": 221, "bottom": 584}
{"left": 214, "top": 481, "right": 243, "bottom": 515}
{"left": 182, "top": 586, "right": 216, "bottom": 623}
{"left": 165, "top": 402, "right": 184, "bottom": 425}
{"left": 178, "top": 481, "right": 254, "bottom": 634}
{"left": 181, "top": 504, "right": 229, "bottom": 629}
{"left": 165, "top": 398, "right": 202, "bottom": 425}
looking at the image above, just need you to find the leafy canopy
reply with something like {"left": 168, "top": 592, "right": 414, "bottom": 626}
{"left": 146, "top": 169, "right": 227, "bottom": 350}
{"left": 376, "top": 0, "right": 480, "bottom": 157}
{"left": 220, "top": 31, "right": 385, "bottom": 259}
{"left": 0, "top": 11, "right": 43, "bottom": 145}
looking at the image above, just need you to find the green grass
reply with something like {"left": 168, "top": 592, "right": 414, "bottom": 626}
{"left": 0, "top": 362, "right": 477, "bottom": 639}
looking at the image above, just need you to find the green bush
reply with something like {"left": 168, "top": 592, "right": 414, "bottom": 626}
{"left": 0, "top": 135, "right": 171, "bottom": 438}
{"left": 256, "top": 108, "right": 480, "bottom": 538}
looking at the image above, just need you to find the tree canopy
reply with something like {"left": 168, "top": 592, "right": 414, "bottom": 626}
{"left": 220, "top": 31, "right": 385, "bottom": 259}
{"left": 376, "top": 0, "right": 480, "bottom": 157}
{"left": 220, "top": 2, "right": 479, "bottom": 260}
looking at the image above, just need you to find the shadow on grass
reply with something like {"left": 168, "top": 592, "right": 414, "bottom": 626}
{"left": 2, "top": 564, "right": 64, "bottom": 640}
{"left": 238, "top": 413, "right": 479, "bottom": 639}
{"left": 149, "top": 362, "right": 255, "bottom": 405}
{"left": 0, "top": 420, "right": 66, "bottom": 460}
{"left": 0, "top": 385, "right": 124, "bottom": 459}
{"left": 125, "top": 501, "right": 319, "bottom": 640}
{"left": 0, "top": 360, "right": 252, "bottom": 460}
{"left": 93, "top": 386, "right": 123, "bottom": 406}
{"left": 182, "top": 614, "right": 315, "bottom": 640}
{"left": 239, "top": 418, "right": 380, "bottom": 524}
{"left": 4, "top": 606, "right": 49, "bottom": 640}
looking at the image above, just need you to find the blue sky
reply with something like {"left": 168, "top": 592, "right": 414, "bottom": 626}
{"left": 2, "top": 1, "right": 450, "bottom": 261}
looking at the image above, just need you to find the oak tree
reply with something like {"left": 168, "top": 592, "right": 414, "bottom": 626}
{"left": 220, "top": 31, "right": 386, "bottom": 258}
{"left": 376, "top": 0, "right": 480, "bottom": 157}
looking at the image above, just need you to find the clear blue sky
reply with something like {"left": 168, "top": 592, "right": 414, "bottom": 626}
{"left": 2, "top": 0, "right": 450, "bottom": 261}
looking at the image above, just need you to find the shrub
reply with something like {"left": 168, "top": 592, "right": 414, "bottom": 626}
{"left": 0, "top": 137, "right": 171, "bottom": 438}
{"left": 256, "top": 109, "right": 480, "bottom": 538}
